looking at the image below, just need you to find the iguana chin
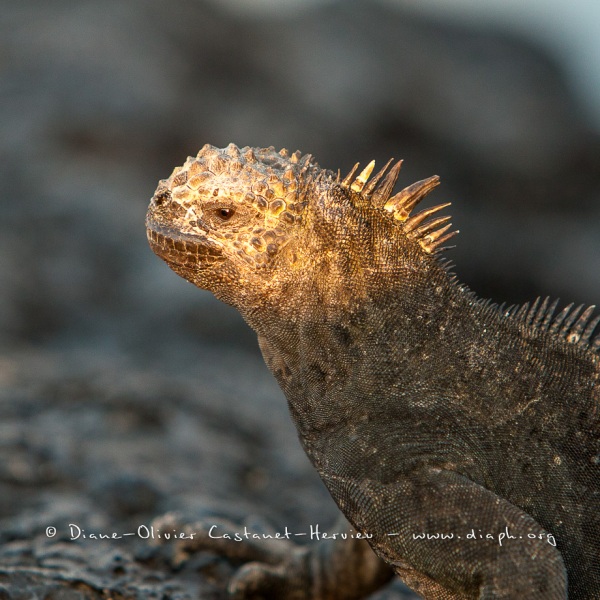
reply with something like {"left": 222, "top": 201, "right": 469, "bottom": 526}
{"left": 146, "top": 143, "right": 600, "bottom": 599}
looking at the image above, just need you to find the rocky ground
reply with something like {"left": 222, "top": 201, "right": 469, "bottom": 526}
{"left": 1, "top": 0, "right": 599, "bottom": 597}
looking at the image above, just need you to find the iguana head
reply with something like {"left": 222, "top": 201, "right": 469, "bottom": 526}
{"left": 146, "top": 143, "right": 455, "bottom": 320}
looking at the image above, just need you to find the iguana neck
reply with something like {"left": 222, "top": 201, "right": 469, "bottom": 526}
{"left": 249, "top": 253, "right": 463, "bottom": 440}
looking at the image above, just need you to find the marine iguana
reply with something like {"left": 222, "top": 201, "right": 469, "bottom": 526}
{"left": 146, "top": 143, "right": 600, "bottom": 599}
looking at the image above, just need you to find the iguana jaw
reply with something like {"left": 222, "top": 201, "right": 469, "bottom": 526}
{"left": 146, "top": 218, "right": 224, "bottom": 270}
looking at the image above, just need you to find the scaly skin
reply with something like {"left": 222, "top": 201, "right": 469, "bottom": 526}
{"left": 146, "top": 143, "right": 600, "bottom": 599}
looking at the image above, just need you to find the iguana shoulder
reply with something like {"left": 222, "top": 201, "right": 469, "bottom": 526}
{"left": 146, "top": 143, "right": 600, "bottom": 599}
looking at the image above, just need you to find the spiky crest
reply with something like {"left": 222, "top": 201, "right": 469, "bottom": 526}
{"left": 371, "top": 161, "right": 404, "bottom": 207}
{"left": 340, "top": 158, "right": 458, "bottom": 255}
{"left": 340, "top": 157, "right": 599, "bottom": 353}
{"left": 363, "top": 159, "right": 394, "bottom": 198}
{"left": 499, "top": 296, "right": 600, "bottom": 353}
{"left": 317, "top": 153, "right": 599, "bottom": 353}
{"left": 341, "top": 163, "right": 360, "bottom": 188}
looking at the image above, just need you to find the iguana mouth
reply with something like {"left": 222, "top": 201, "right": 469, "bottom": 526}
{"left": 146, "top": 219, "right": 224, "bottom": 268}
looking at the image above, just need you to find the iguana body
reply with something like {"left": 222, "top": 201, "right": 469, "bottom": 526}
{"left": 146, "top": 144, "right": 600, "bottom": 599}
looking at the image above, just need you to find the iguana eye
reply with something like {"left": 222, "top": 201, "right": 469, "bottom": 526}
{"left": 216, "top": 207, "right": 235, "bottom": 221}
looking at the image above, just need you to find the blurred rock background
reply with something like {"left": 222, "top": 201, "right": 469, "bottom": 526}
{"left": 0, "top": 0, "right": 598, "bottom": 597}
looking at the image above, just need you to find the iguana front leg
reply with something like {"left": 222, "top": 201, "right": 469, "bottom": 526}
{"left": 152, "top": 513, "right": 394, "bottom": 599}
{"left": 324, "top": 468, "right": 567, "bottom": 599}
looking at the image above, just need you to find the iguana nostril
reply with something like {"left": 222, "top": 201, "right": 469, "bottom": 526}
{"left": 153, "top": 189, "right": 171, "bottom": 207}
